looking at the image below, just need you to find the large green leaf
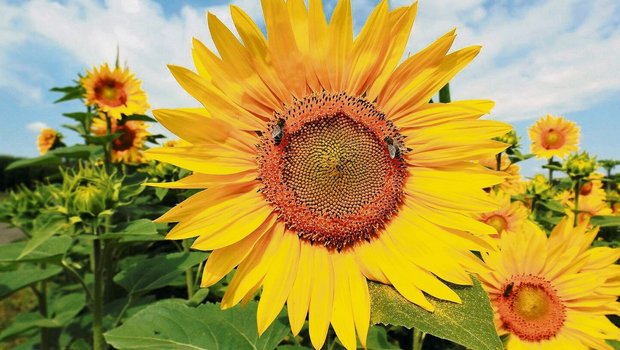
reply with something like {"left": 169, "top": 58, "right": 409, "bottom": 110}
{"left": 369, "top": 277, "right": 502, "bottom": 350}
{"left": 0, "top": 265, "right": 62, "bottom": 298}
{"left": 18, "top": 214, "right": 68, "bottom": 259}
{"left": 6, "top": 145, "right": 101, "bottom": 170}
{"left": 113, "top": 252, "right": 207, "bottom": 295}
{"left": 105, "top": 300, "right": 290, "bottom": 350}
{"left": 591, "top": 215, "right": 620, "bottom": 227}
{"left": 0, "top": 236, "right": 72, "bottom": 262}
{"left": 4, "top": 154, "right": 60, "bottom": 170}
{"left": 366, "top": 326, "right": 399, "bottom": 350}
{"left": 98, "top": 219, "right": 162, "bottom": 242}
{"left": 0, "top": 292, "right": 85, "bottom": 340}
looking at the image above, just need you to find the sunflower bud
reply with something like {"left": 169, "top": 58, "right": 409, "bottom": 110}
{"left": 564, "top": 152, "right": 597, "bottom": 179}
{"left": 527, "top": 174, "right": 551, "bottom": 195}
{"left": 495, "top": 129, "right": 519, "bottom": 149}
{"left": 73, "top": 184, "right": 107, "bottom": 215}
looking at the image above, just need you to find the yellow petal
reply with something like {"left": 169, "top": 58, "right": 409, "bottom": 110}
{"left": 309, "top": 247, "right": 334, "bottom": 350}
{"left": 327, "top": 0, "right": 353, "bottom": 91}
{"left": 257, "top": 230, "right": 300, "bottom": 335}
{"left": 144, "top": 144, "right": 256, "bottom": 175}
{"left": 287, "top": 242, "right": 314, "bottom": 335}
{"left": 200, "top": 214, "right": 277, "bottom": 287}
{"left": 395, "top": 100, "right": 495, "bottom": 127}
{"left": 330, "top": 253, "right": 357, "bottom": 350}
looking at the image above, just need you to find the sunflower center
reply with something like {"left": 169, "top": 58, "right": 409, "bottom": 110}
{"left": 112, "top": 124, "right": 136, "bottom": 151}
{"left": 496, "top": 275, "right": 566, "bottom": 342}
{"left": 485, "top": 215, "right": 508, "bottom": 233}
{"left": 258, "top": 92, "right": 407, "bottom": 251}
{"left": 542, "top": 129, "right": 564, "bottom": 149}
{"left": 94, "top": 78, "right": 128, "bottom": 107}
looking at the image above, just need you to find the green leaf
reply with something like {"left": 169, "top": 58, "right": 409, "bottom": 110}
{"left": 538, "top": 199, "right": 565, "bottom": 213}
{"left": 0, "top": 265, "right": 62, "bottom": 298}
{"left": 63, "top": 112, "right": 94, "bottom": 121}
{"left": 0, "top": 236, "right": 72, "bottom": 263}
{"left": 369, "top": 277, "right": 502, "bottom": 350}
{"left": 366, "top": 326, "right": 399, "bottom": 350}
{"left": 591, "top": 216, "right": 620, "bottom": 227}
{"left": 122, "top": 114, "right": 157, "bottom": 122}
{"left": 113, "top": 252, "right": 207, "bottom": 295}
{"left": 155, "top": 187, "right": 169, "bottom": 201}
{"left": 105, "top": 300, "right": 290, "bottom": 350}
{"left": 5, "top": 154, "right": 60, "bottom": 170}
{"left": 608, "top": 339, "right": 620, "bottom": 350}
{"left": 98, "top": 219, "right": 162, "bottom": 242}
{"left": 18, "top": 214, "right": 67, "bottom": 259}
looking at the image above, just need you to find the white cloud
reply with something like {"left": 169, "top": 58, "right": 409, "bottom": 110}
{"left": 1, "top": 0, "right": 619, "bottom": 124}
{"left": 26, "top": 121, "right": 50, "bottom": 132}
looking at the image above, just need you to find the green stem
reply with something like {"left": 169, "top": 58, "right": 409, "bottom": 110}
{"left": 496, "top": 152, "right": 502, "bottom": 172}
{"left": 439, "top": 83, "right": 451, "bottom": 103}
{"left": 61, "top": 260, "right": 94, "bottom": 306}
{"left": 548, "top": 157, "right": 554, "bottom": 185}
{"left": 412, "top": 328, "right": 426, "bottom": 350}
{"left": 112, "top": 294, "right": 134, "bottom": 328}
{"left": 183, "top": 239, "right": 195, "bottom": 299}
{"left": 104, "top": 113, "right": 113, "bottom": 173}
{"left": 93, "top": 230, "right": 106, "bottom": 350}
{"left": 38, "top": 276, "right": 50, "bottom": 350}
{"left": 573, "top": 178, "right": 581, "bottom": 227}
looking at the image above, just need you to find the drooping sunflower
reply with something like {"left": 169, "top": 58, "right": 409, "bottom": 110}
{"left": 529, "top": 114, "right": 579, "bottom": 159}
{"left": 478, "top": 191, "right": 528, "bottom": 237}
{"left": 147, "top": 1, "right": 510, "bottom": 348}
{"left": 479, "top": 153, "right": 525, "bottom": 195}
{"left": 81, "top": 63, "right": 150, "bottom": 120}
{"left": 92, "top": 117, "right": 149, "bottom": 164}
{"left": 37, "top": 128, "right": 64, "bottom": 155}
{"left": 477, "top": 218, "right": 620, "bottom": 349}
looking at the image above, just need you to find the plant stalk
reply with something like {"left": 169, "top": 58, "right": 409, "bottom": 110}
{"left": 93, "top": 231, "right": 106, "bottom": 350}
{"left": 548, "top": 156, "right": 554, "bottom": 184}
{"left": 412, "top": 328, "right": 426, "bottom": 350}
{"left": 439, "top": 83, "right": 451, "bottom": 103}
{"left": 183, "top": 239, "right": 195, "bottom": 299}
{"left": 573, "top": 178, "right": 581, "bottom": 227}
{"left": 38, "top": 276, "right": 50, "bottom": 350}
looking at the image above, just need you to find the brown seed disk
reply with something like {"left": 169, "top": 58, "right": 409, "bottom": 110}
{"left": 257, "top": 91, "right": 407, "bottom": 251}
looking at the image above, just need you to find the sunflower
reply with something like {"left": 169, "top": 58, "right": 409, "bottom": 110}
{"left": 146, "top": 1, "right": 510, "bottom": 348}
{"left": 572, "top": 195, "right": 612, "bottom": 226}
{"left": 81, "top": 63, "right": 150, "bottom": 120}
{"left": 477, "top": 218, "right": 620, "bottom": 349}
{"left": 478, "top": 191, "right": 528, "bottom": 237}
{"left": 37, "top": 128, "right": 64, "bottom": 155}
{"left": 479, "top": 153, "right": 525, "bottom": 195}
{"left": 92, "top": 117, "right": 149, "bottom": 164}
{"left": 529, "top": 114, "right": 579, "bottom": 159}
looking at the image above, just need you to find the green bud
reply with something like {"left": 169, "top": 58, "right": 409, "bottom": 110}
{"left": 564, "top": 152, "right": 597, "bottom": 179}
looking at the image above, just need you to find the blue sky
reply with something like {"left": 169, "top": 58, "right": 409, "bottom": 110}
{"left": 1, "top": 0, "right": 619, "bottom": 176}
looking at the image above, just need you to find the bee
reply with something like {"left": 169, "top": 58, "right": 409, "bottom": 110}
{"left": 384, "top": 136, "right": 406, "bottom": 159}
{"left": 272, "top": 118, "right": 285, "bottom": 146}
{"left": 503, "top": 282, "right": 514, "bottom": 297}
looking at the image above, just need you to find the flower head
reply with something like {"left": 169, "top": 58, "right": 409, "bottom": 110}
{"left": 477, "top": 218, "right": 620, "bottom": 349}
{"left": 478, "top": 191, "right": 528, "bottom": 237}
{"left": 529, "top": 115, "right": 579, "bottom": 159}
{"left": 37, "top": 128, "right": 64, "bottom": 155}
{"left": 92, "top": 117, "right": 149, "bottom": 164}
{"left": 147, "top": 1, "right": 510, "bottom": 348}
{"left": 82, "top": 63, "right": 150, "bottom": 120}
{"left": 564, "top": 151, "right": 597, "bottom": 179}
{"left": 479, "top": 153, "right": 525, "bottom": 194}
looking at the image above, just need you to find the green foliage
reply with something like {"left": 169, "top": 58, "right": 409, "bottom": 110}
{"left": 369, "top": 277, "right": 502, "bottom": 350}
{"left": 0, "top": 265, "right": 62, "bottom": 299}
{"left": 104, "top": 300, "right": 290, "bottom": 350}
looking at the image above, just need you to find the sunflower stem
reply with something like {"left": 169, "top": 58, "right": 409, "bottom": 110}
{"left": 103, "top": 113, "right": 113, "bottom": 173}
{"left": 93, "top": 234, "right": 105, "bottom": 350}
{"left": 439, "top": 83, "right": 451, "bottom": 103}
{"left": 548, "top": 156, "right": 554, "bottom": 184}
{"left": 412, "top": 328, "right": 426, "bottom": 350}
{"left": 573, "top": 178, "right": 581, "bottom": 227}
{"left": 183, "top": 239, "right": 195, "bottom": 299}
{"left": 37, "top": 269, "right": 50, "bottom": 350}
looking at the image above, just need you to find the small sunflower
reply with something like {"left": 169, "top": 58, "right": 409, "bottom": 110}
{"left": 572, "top": 195, "right": 612, "bottom": 226}
{"left": 37, "top": 128, "right": 64, "bottom": 155}
{"left": 479, "top": 153, "right": 525, "bottom": 195}
{"left": 477, "top": 218, "right": 620, "bottom": 349}
{"left": 147, "top": 1, "right": 510, "bottom": 348}
{"left": 478, "top": 191, "right": 528, "bottom": 237}
{"left": 92, "top": 117, "right": 149, "bottom": 164}
{"left": 529, "top": 114, "right": 579, "bottom": 159}
{"left": 81, "top": 63, "right": 150, "bottom": 120}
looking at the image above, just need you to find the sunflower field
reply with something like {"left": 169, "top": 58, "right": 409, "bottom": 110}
{"left": 1, "top": 1, "right": 619, "bottom": 350}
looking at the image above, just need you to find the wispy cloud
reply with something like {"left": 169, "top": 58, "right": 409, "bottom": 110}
{"left": 26, "top": 121, "right": 49, "bottom": 133}
{"left": 1, "top": 0, "right": 619, "bottom": 123}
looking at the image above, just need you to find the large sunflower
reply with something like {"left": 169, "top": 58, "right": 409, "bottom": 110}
{"left": 477, "top": 218, "right": 620, "bottom": 349}
{"left": 147, "top": 1, "right": 510, "bottom": 348}
{"left": 529, "top": 114, "right": 579, "bottom": 159}
{"left": 81, "top": 63, "right": 150, "bottom": 120}
{"left": 92, "top": 117, "right": 149, "bottom": 164}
